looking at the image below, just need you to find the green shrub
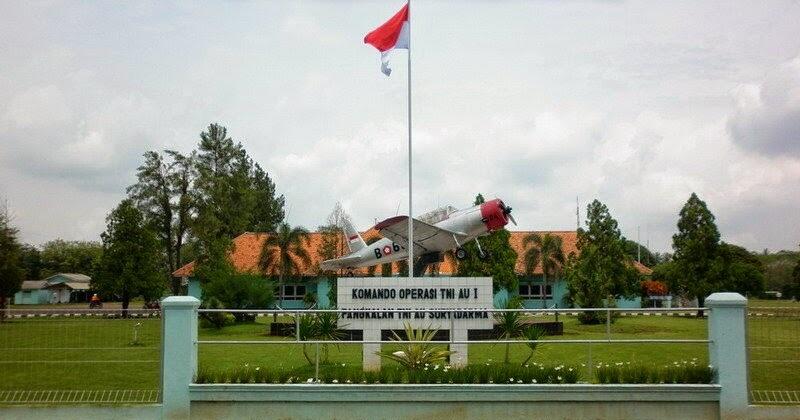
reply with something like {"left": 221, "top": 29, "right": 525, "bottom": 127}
{"left": 594, "top": 360, "right": 714, "bottom": 384}
{"left": 375, "top": 322, "right": 453, "bottom": 370}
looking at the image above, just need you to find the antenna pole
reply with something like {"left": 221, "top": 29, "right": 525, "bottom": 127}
{"left": 406, "top": 0, "right": 413, "bottom": 279}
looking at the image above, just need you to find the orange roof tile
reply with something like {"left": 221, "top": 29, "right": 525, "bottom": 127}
{"left": 172, "top": 230, "right": 652, "bottom": 278}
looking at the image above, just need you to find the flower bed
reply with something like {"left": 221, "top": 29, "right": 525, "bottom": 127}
{"left": 196, "top": 362, "right": 581, "bottom": 385}
{"left": 595, "top": 359, "right": 714, "bottom": 384}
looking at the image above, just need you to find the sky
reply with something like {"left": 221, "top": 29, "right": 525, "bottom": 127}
{"left": 1, "top": 0, "right": 799, "bottom": 253}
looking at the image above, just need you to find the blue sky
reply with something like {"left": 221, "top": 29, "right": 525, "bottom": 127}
{"left": 1, "top": 1, "right": 799, "bottom": 252}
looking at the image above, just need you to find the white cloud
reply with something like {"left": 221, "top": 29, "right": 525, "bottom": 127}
{"left": 1, "top": 0, "right": 799, "bottom": 254}
{"left": 728, "top": 56, "right": 800, "bottom": 156}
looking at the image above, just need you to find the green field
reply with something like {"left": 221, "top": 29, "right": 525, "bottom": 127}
{"left": 0, "top": 307, "right": 797, "bottom": 400}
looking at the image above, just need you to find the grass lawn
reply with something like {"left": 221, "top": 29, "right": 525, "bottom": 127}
{"left": 0, "top": 310, "right": 796, "bottom": 399}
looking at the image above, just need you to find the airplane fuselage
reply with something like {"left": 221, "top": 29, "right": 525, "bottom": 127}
{"left": 326, "top": 198, "right": 513, "bottom": 271}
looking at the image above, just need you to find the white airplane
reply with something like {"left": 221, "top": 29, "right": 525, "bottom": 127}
{"left": 320, "top": 198, "right": 516, "bottom": 276}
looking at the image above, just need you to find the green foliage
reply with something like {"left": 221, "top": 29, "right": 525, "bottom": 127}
{"left": 259, "top": 222, "right": 311, "bottom": 306}
{"left": 595, "top": 360, "right": 714, "bottom": 384}
{"left": 203, "top": 274, "right": 275, "bottom": 322}
{"left": 622, "top": 239, "right": 658, "bottom": 268}
{"left": 457, "top": 194, "right": 518, "bottom": 292}
{"left": 494, "top": 296, "right": 526, "bottom": 363}
{"left": 670, "top": 193, "right": 721, "bottom": 307}
{"left": 521, "top": 326, "right": 547, "bottom": 366}
{"left": 0, "top": 206, "right": 24, "bottom": 318}
{"left": 523, "top": 232, "right": 565, "bottom": 307}
{"left": 19, "top": 244, "right": 41, "bottom": 280}
{"left": 190, "top": 123, "right": 285, "bottom": 271}
{"left": 195, "top": 362, "right": 581, "bottom": 385}
{"left": 755, "top": 248, "right": 799, "bottom": 298}
{"left": 199, "top": 296, "right": 228, "bottom": 329}
{"left": 297, "top": 312, "right": 347, "bottom": 364}
{"left": 39, "top": 239, "right": 102, "bottom": 279}
{"left": 710, "top": 243, "right": 765, "bottom": 297}
{"left": 375, "top": 322, "right": 453, "bottom": 369}
{"left": 95, "top": 200, "right": 165, "bottom": 310}
{"left": 791, "top": 257, "right": 800, "bottom": 300}
{"left": 565, "top": 200, "right": 640, "bottom": 324}
{"left": 128, "top": 150, "right": 196, "bottom": 294}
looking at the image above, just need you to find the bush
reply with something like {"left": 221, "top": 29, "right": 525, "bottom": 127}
{"left": 595, "top": 360, "right": 714, "bottom": 384}
{"left": 203, "top": 274, "right": 275, "bottom": 322}
{"left": 194, "top": 362, "right": 581, "bottom": 385}
{"left": 199, "top": 296, "right": 228, "bottom": 329}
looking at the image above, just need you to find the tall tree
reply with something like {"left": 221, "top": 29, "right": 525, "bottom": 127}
{"left": 711, "top": 243, "right": 765, "bottom": 297}
{"left": 523, "top": 232, "right": 565, "bottom": 308}
{"left": 20, "top": 244, "right": 42, "bottom": 280}
{"left": 456, "top": 194, "right": 518, "bottom": 292}
{"left": 165, "top": 150, "right": 194, "bottom": 272}
{"left": 791, "top": 250, "right": 800, "bottom": 300}
{"left": 250, "top": 163, "right": 285, "bottom": 232}
{"left": 670, "top": 193, "right": 721, "bottom": 312}
{"left": 39, "top": 239, "right": 102, "bottom": 278}
{"left": 128, "top": 151, "right": 176, "bottom": 291}
{"left": 95, "top": 200, "right": 164, "bottom": 312}
{"left": 0, "top": 203, "right": 24, "bottom": 320}
{"left": 564, "top": 199, "right": 640, "bottom": 324}
{"left": 259, "top": 223, "right": 311, "bottom": 319}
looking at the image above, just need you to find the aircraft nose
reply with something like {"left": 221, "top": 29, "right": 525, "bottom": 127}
{"left": 480, "top": 198, "right": 510, "bottom": 231}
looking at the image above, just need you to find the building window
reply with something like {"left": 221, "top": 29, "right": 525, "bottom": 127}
{"left": 281, "top": 285, "right": 306, "bottom": 300}
{"left": 518, "top": 284, "right": 552, "bottom": 299}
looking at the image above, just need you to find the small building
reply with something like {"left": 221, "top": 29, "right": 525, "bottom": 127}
{"left": 13, "top": 273, "right": 92, "bottom": 305}
{"left": 173, "top": 230, "right": 653, "bottom": 309}
{"left": 14, "top": 281, "right": 50, "bottom": 305}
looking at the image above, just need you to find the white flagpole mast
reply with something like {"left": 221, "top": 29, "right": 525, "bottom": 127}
{"left": 406, "top": 0, "right": 414, "bottom": 280}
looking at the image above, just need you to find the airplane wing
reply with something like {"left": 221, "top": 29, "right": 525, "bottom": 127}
{"left": 373, "top": 216, "right": 468, "bottom": 254}
{"left": 320, "top": 255, "right": 362, "bottom": 271}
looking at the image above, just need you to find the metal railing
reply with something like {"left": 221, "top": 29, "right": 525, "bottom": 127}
{"left": 0, "top": 309, "right": 161, "bottom": 405}
{"left": 747, "top": 306, "right": 800, "bottom": 405}
{"left": 196, "top": 307, "right": 710, "bottom": 382}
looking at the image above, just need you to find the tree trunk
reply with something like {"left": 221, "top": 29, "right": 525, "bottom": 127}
{"left": 274, "top": 271, "right": 284, "bottom": 322}
{"left": 542, "top": 273, "right": 548, "bottom": 309}
{"left": 122, "top": 293, "right": 130, "bottom": 318}
{"left": 696, "top": 295, "right": 705, "bottom": 318}
{"left": 0, "top": 295, "right": 7, "bottom": 322}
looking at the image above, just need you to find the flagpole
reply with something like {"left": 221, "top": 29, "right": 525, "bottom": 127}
{"left": 406, "top": 0, "right": 414, "bottom": 280}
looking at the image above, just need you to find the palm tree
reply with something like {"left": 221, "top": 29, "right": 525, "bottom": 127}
{"left": 523, "top": 233, "right": 565, "bottom": 308}
{"left": 259, "top": 223, "right": 311, "bottom": 320}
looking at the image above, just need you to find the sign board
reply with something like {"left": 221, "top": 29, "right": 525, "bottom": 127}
{"left": 336, "top": 277, "right": 493, "bottom": 331}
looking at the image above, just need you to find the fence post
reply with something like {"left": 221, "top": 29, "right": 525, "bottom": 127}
{"left": 706, "top": 292, "right": 748, "bottom": 419}
{"left": 161, "top": 296, "right": 200, "bottom": 420}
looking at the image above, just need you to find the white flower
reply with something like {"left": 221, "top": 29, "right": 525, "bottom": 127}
{"left": 517, "top": 380, "right": 523, "bottom": 384}
{"left": 332, "top": 380, "right": 339, "bottom": 384}
{"left": 557, "top": 376, "right": 562, "bottom": 381}
{"left": 346, "top": 380, "right": 352, "bottom": 384}
{"left": 255, "top": 367, "right": 260, "bottom": 371}
{"left": 509, "top": 378, "right": 514, "bottom": 382}
{"left": 392, "top": 351, "right": 406, "bottom": 358}
{"left": 307, "top": 378, "right": 314, "bottom": 383}
{"left": 532, "top": 379, "right": 537, "bottom": 384}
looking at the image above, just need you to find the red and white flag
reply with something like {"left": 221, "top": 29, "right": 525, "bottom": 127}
{"left": 364, "top": 3, "right": 409, "bottom": 76}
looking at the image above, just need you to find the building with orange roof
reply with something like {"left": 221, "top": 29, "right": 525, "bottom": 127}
{"left": 173, "top": 230, "right": 652, "bottom": 309}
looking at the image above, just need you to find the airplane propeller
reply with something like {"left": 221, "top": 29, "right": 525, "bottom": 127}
{"left": 499, "top": 201, "right": 517, "bottom": 226}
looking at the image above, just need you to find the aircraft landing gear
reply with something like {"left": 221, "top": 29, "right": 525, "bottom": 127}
{"left": 455, "top": 247, "right": 467, "bottom": 260}
{"left": 475, "top": 239, "right": 488, "bottom": 260}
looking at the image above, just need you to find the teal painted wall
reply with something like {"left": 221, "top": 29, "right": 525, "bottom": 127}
{"left": 317, "top": 278, "right": 331, "bottom": 308}
{"left": 187, "top": 278, "right": 202, "bottom": 300}
{"left": 13, "top": 289, "right": 50, "bottom": 305}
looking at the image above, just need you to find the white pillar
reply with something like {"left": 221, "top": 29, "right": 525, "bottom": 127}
{"left": 161, "top": 296, "right": 200, "bottom": 420}
{"left": 450, "top": 327, "right": 468, "bottom": 368}
{"left": 706, "top": 292, "right": 748, "bottom": 419}
{"left": 363, "top": 328, "right": 381, "bottom": 371}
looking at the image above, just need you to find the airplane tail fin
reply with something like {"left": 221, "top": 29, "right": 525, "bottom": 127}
{"left": 342, "top": 219, "right": 367, "bottom": 253}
